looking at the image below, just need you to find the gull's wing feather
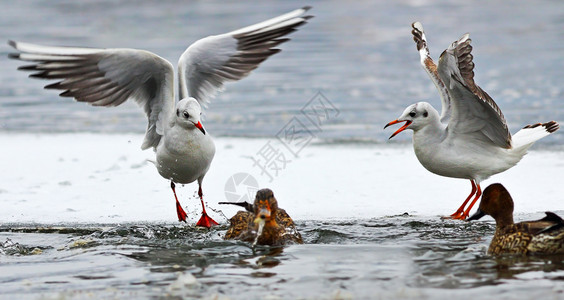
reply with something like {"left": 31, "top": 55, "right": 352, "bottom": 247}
{"left": 411, "top": 22, "right": 452, "bottom": 123}
{"left": 178, "top": 6, "right": 312, "bottom": 107}
{"left": 437, "top": 34, "right": 511, "bottom": 149}
{"left": 9, "top": 40, "right": 174, "bottom": 150}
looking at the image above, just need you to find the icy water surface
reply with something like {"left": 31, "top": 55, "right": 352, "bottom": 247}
{"left": 2, "top": 0, "right": 564, "bottom": 143}
{"left": 2, "top": 216, "right": 564, "bottom": 299}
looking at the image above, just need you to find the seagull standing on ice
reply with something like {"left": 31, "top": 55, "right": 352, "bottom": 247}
{"left": 384, "top": 22, "right": 559, "bottom": 220}
{"left": 9, "top": 6, "right": 313, "bottom": 227}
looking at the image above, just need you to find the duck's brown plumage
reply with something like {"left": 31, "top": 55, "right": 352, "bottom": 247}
{"left": 468, "top": 183, "right": 564, "bottom": 255}
{"left": 224, "top": 189, "right": 303, "bottom": 246}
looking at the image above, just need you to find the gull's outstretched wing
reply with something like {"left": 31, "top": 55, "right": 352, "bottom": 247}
{"left": 178, "top": 6, "right": 312, "bottom": 107}
{"left": 437, "top": 33, "right": 511, "bottom": 149}
{"left": 411, "top": 22, "right": 452, "bottom": 123}
{"left": 9, "top": 41, "right": 174, "bottom": 150}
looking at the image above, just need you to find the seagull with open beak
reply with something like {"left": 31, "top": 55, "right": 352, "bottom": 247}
{"left": 384, "top": 22, "right": 559, "bottom": 220}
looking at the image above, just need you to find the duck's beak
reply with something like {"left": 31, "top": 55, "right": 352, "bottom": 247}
{"left": 384, "top": 120, "right": 412, "bottom": 139}
{"left": 194, "top": 121, "right": 206, "bottom": 135}
{"left": 254, "top": 207, "right": 271, "bottom": 224}
{"left": 467, "top": 209, "right": 486, "bottom": 221}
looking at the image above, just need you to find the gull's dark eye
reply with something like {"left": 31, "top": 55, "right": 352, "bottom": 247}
{"left": 183, "top": 111, "right": 190, "bottom": 118}
{"left": 423, "top": 111, "right": 428, "bottom": 117}
{"left": 409, "top": 112, "right": 416, "bottom": 118}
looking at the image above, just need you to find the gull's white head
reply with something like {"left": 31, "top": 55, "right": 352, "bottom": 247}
{"left": 384, "top": 102, "right": 439, "bottom": 139}
{"left": 175, "top": 97, "right": 206, "bottom": 134}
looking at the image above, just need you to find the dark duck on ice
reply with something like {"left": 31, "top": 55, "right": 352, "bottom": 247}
{"left": 468, "top": 183, "right": 564, "bottom": 255}
{"left": 222, "top": 189, "right": 303, "bottom": 246}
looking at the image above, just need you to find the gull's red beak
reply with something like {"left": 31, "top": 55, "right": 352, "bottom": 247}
{"left": 384, "top": 120, "right": 412, "bottom": 139}
{"left": 194, "top": 121, "right": 206, "bottom": 135}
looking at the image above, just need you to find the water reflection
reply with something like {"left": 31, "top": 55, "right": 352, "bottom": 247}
{"left": 493, "top": 254, "right": 564, "bottom": 280}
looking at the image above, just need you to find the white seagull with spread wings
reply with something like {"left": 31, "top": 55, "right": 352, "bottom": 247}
{"left": 9, "top": 6, "right": 313, "bottom": 227}
{"left": 385, "top": 22, "right": 559, "bottom": 220}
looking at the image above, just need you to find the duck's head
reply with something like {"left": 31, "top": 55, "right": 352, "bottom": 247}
{"left": 253, "top": 188, "right": 278, "bottom": 225}
{"left": 467, "top": 183, "right": 515, "bottom": 226}
{"left": 384, "top": 102, "right": 439, "bottom": 139}
{"left": 175, "top": 97, "right": 206, "bottom": 134}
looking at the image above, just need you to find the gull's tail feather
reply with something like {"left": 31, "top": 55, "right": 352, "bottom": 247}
{"left": 512, "top": 121, "right": 559, "bottom": 151}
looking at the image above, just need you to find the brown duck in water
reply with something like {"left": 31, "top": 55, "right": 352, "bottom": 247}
{"left": 467, "top": 183, "right": 564, "bottom": 255}
{"left": 222, "top": 188, "right": 303, "bottom": 246}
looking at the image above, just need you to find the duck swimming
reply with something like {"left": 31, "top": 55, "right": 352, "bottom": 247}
{"left": 467, "top": 183, "right": 564, "bottom": 255}
{"left": 223, "top": 189, "right": 303, "bottom": 246}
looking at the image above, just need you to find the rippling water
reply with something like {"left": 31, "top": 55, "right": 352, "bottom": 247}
{"left": 2, "top": 216, "right": 564, "bottom": 299}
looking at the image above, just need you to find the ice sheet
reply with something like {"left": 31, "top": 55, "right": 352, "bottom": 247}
{"left": 1, "top": 133, "right": 563, "bottom": 224}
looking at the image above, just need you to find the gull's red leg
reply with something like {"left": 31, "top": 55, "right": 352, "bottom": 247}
{"left": 195, "top": 184, "right": 219, "bottom": 228}
{"left": 457, "top": 183, "right": 482, "bottom": 220}
{"left": 446, "top": 180, "right": 476, "bottom": 219}
{"left": 171, "top": 181, "right": 187, "bottom": 222}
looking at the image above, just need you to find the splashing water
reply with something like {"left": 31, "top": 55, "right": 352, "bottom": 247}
{"left": 3, "top": 216, "right": 564, "bottom": 299}
{"left": 253, "top": 219, "right": 266, "bottom": 247}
